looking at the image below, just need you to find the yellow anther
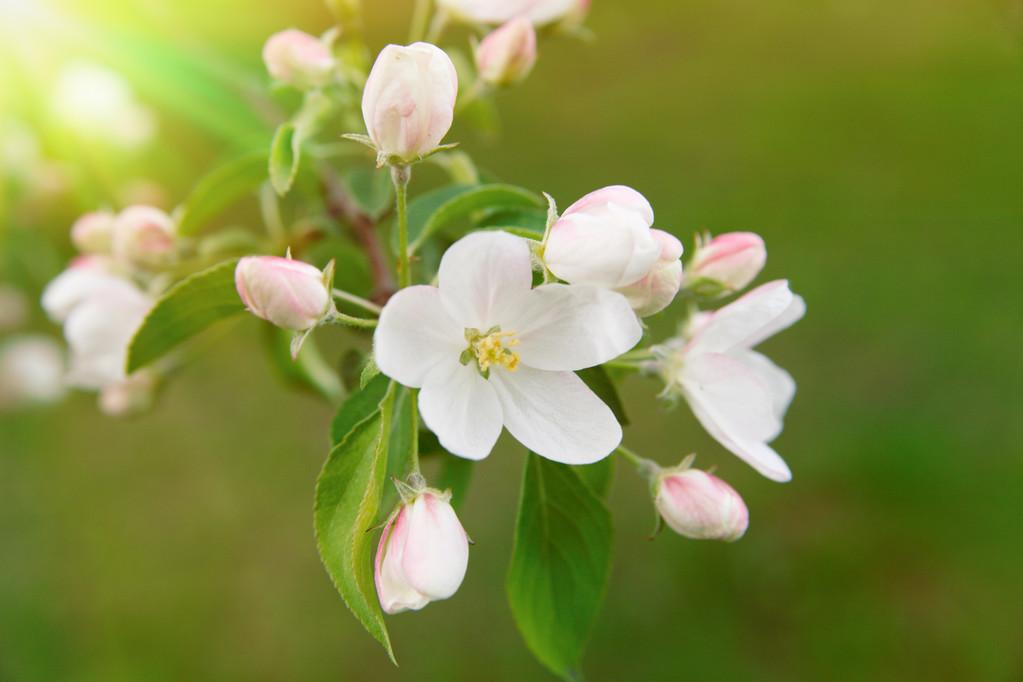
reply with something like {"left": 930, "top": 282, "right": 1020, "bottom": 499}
{"left": 465, "top": 328, "right": 521, "bottom": 374}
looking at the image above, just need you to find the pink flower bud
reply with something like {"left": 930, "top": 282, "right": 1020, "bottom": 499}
{"left": 375, "top": 491, "right": 469, "bottom": 614}
{"left": 71, "top": 210, "right": 116, "bottom": 254}
{"left": 655, "top": 468, "right": 749, "bottom": 541}
{"left": 112, "top": 205, "right": 177, "bottom": 268}
{"left": 262, "top": 29, "right": 336, "bottom": 89}
{"left": 615, "top": 229, "right": 683, "bottom": 316}
{"left": 361, "top": 43, "right": 458, "bottom": 163}
{"left": 544, "top": 185, "right": 661, "bottom": 289}
{"left": 476, "top": 18, "right": 537, "bottom": 87}
{"left": 687, "top": 232, "right": 766, "bottom": 294}
{"left": 235, "top": 256, "right": 331, "bottom": 331}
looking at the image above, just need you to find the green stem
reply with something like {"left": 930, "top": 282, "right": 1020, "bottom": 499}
{"left": 410, "top": 388, "right": 421, "bottom": 474}
{"left": 391, "top": 164, "right": 412, "bottom": 288}
{"left": 616, "top": 446, "right": 662, "bottom": 481}
{"left": 602, "top": 360, "right": 645, "bottom": 372}
{"left": 327, "top": 312, "right": 378, "bottom": 329}
{"left": 332, "top": 288, "right": 383, "bottom": 315}
{"left": 617, "top": 348, "right": 657, "bottom": 363}
{"left": 409, "top": 0, "right": 431, "bottom": 42}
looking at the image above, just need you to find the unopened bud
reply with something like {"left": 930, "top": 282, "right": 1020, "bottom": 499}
{"left": 71, "top": 211, "right": 116, "bottom": 254}
{"left": 475, "top": 18, "right": 537, "bottom": 87}
{"left": 262, "top": 29, "right": 336, "bottom": 90}
{"left": 655, "top": 467, "right": 749, "bottom": 541}
{"left": 687, "top": 232, "right": 766, "bottom": 295}
{"left": 235, "top": 256, "right": 332, "bottom": 331}
{"left": 112, "top": 205, "right": 177, "bottom": 269}
{"left": 616, "top": 229, "right": 683, "bottom": 317}
{"left": 375, "top": 489, "right": 469, "bottom": 614}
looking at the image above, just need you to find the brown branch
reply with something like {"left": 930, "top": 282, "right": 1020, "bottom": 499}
{"left": 321, "top": 167, "right": 396, "bottom": 303}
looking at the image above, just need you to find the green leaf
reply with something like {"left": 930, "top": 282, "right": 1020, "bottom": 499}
{"left": 578, "top": 366, "right": 629, "bottom": 427}
{"left": 409, "top": 184, "right": 543, "bottom": 253}
{"left": 435, "top": 455, "right": 474, "bottom": 512}
{"left": 344, "top": 167, "right": 394, "bottom": 220}
{"left": 269, "top": 122, "right": 301, "bottom": 196}
{"left": 126, "top": 259, "right": 244, "bottom": 373}
{"left": 507, "top": 454, "right": 613, "bottom": 680}
{"left": 315, "top": 383, "right": 397, "bottom": 663}
{"left": 264, "top": 327, "right": 344, "bottom": 404}
{"left": 330, "top": 373, "right": 390, "bottom": 446}
{"left": 573, "top": 457, "right": 615, "bottom": 500}
{"left": 176, "top": 151, "right": 268, "bottom": 236}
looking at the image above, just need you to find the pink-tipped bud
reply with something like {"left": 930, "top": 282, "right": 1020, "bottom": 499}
{"left": 655, "top": 467, "right": 749, "bottom": 541}
{"left": 262, "top": 29, "right": 336, "bottom": 90}
{"left": 476, "top": 18, "right": 537, "bottom": 87}
{"left": 112, "top": 206, "right": 177, "bottom": 269}
{"left": 71, "top": 211, "right": 116, "bottom": 254}
{"left": 616, "top": 229, "right": 684, "bottom": 317}
{"left": 687, "top": 232, "right": 766, "bottom": 295}
{"left": 235, "top": 256, "right": 331, "bottom": 331}
{"left": 361, "top": 43, "right": 458, "bottom": 163}
{"left": 375, "top": 490, "right": 469, "bottom": 614}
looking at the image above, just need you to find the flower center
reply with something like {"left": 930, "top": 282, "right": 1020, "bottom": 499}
{"left": 461, "top": 326, "right": 520, "bottom": 377}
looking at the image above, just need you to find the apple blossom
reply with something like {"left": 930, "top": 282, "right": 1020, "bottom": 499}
{"left": 374, "top": 231, "right": 641, "bottom": 463}
{"left": 655, "top": 464, "right": 748, "bottom": 541}
{"left": 71, "top": 210, "right": 116, "bottom": 254}
{"left": 235, "top": 256, "right": 332, "bottom": 331}
{"left": 616, "top": 229, "right": 684, "bottom": 316}
{"left": 361, "top": 43, "right": 458, "bottom": 164}
{"left": 0, "top": 336, "right": 66, "bottom": 409}
{"left": 41, "top": 257, "right": 125, "bottom": 323}
{"left": 476, "top": 18, "right": 537, "bottom": 87}
{"left": 375, "top": 489, "right": 470, "bottom": 614}
{"left": 544, "top": 185, "right": 662, "bottom": 290}
{"left": 654, "top": 280, "right": 805, "bottom": 481}
{"left": 62, "top": 278, "right": 154, "bottom": 390}
{"left": 263, "top": 29, "right": 336, "bottom": 89}
{"left": 112, "top": 205, "right": 177, "bottom": 268}
{"left": 686, "top": 232, "right": 766, "bottom": 295}
{"left": 438, "top": 0, "right": 587, "bottom": 26}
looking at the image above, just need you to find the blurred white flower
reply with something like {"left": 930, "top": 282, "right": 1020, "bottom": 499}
{"left": 0, "top": 335, "right": 66, "bottom": 409}
{"left": 438, "top": 0, "right": 587, "bottom": 26}
{"left": 51, "top": 62, "right": 155, "bottom": 149}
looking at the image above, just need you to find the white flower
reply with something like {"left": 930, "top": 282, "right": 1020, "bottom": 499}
{"left": 375, "top": 490, "right": 469, "bottom": 614}
{"left": 655, "top": 280, "right": 805, "bottom": 481}
{"left": 438, "top": 0, "right": 587, "bottom": 26}
{"left": 41, "top": 257, "right": 125, "bottom": 323}
{"left": 0, "top": 336, "right": 66, "bottom": 409}
{"left": 63, "top": 279, "right": 153, "bottom": 390}
{"left": 374, "top": 231, "right": 641, "bottom": 464}
{"left": 361, "top": 43, "right": 458, "bottom": 164}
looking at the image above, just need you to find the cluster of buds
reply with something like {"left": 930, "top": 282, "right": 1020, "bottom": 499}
{"left": 70, "top": 205, "right": 178, "bottom": 270}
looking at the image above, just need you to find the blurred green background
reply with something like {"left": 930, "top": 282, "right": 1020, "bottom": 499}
{"left": 2, "top": 0, "right": 1022, "bottom": 680}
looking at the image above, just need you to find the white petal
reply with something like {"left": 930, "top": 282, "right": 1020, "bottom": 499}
{"left": 401, "top": 493, "right": 469, "bottom": 600}
{"left": 489, "top": 366, "right": 621, "bottom": 464}
{"left": 735, "top": 349, "right": 796, "bottom": 419}
{"left": 418, "top": 360, "right": 503, "bottom": 460}
{"left": 503, "top": 284, "right": 641, "bottom": 371}
{"left": 41, "top": 265, "right": 124, "bottom": 323}
{"left": 63, "top": 286, "right": 151, "bottom": 390}
{"left": 561, "top": 185, "right": 655, "bottom": 225}
{"left": 681, "top": 352, "right": 791, "bottom": 482}
{"left": 689, "top": 280, "right": 797, "bottom": 354}
{"left": 744, "top": 293, "right": 806, "bottom": 349}
{"left": 437, "top": 231, "right": 533, "bottom": 329}
{"left": 374, "top": 285, "right": 464, "bottom": 388}
{"left": 375, "top": 509, "right": 429, "bottom": 614}
{"left": 544, "top": 203, "right": 660, "bottom": 288}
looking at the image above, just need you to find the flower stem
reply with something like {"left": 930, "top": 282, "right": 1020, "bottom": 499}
{"left": 409, "top": 0, "right": 431, "bottom": 42}
{"left": 327, "top": 312, "right": 378, "bottom": 329}
{"left": 410, "top": 388, "right": 421, "bottom": 474}
{"left": 616, "top": 446, "right": 661, "bottom": 481}
{"left": 602, "top": 360, "right": 645, "bottom": 372}
{"left": 332, "top": 288, "right": 383, "bottom": 315}
{"left": 391, "top": 164, "right": 412, "bottom": 289}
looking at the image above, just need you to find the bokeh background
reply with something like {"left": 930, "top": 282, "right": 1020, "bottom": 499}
{"left": 2, "top": 0, "right": 1022, "bottom": 680}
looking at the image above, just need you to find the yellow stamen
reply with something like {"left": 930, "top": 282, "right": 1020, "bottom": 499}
{"left": 464, "top": 327, "right": 521, "bottom": 374}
